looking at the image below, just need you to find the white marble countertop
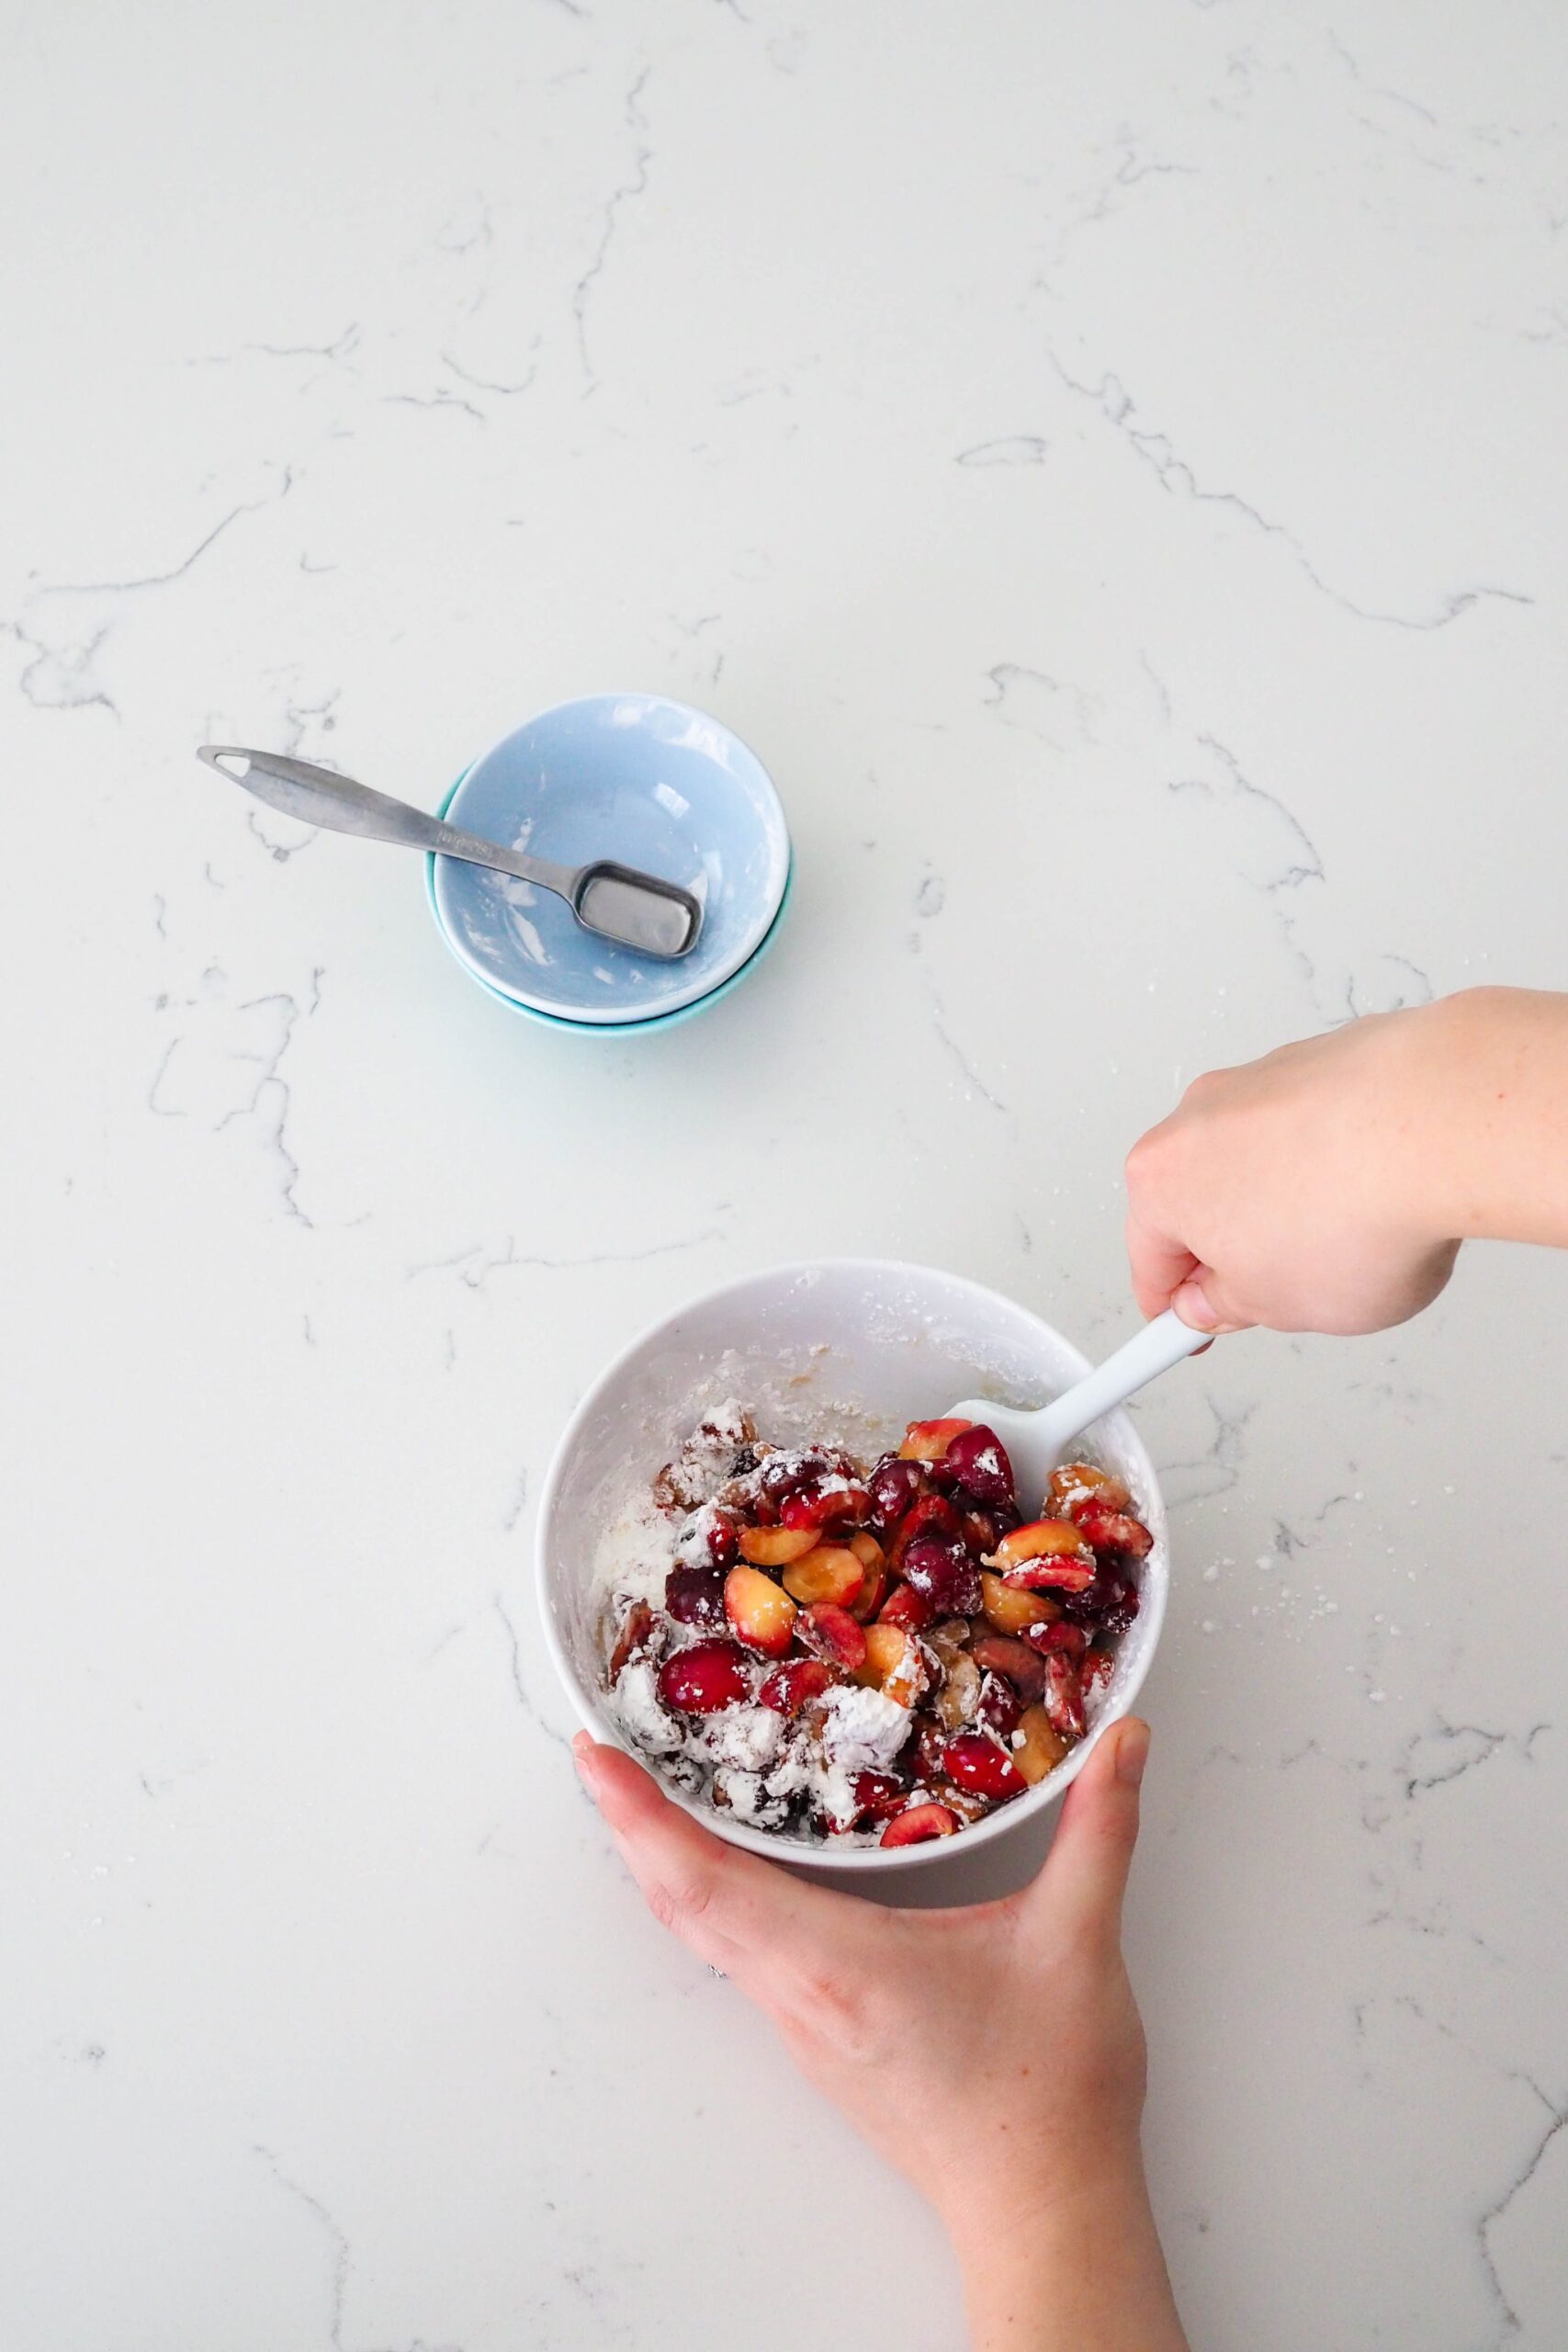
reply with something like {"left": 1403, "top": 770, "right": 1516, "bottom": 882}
{"left": 5, "top": 4, "right": 1568, "bottom": 2346}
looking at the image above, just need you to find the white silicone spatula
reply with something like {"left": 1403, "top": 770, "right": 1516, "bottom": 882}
{"left": 947, "top": 1308, "right": 1209, "bottom": 1502}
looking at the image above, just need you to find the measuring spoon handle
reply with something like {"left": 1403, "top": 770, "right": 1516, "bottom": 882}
{"left": 197, "top": 746, "right": 579, "bottom": 897}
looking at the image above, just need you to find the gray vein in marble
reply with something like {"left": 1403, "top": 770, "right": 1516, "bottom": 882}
{"left": 6, "top": 617, "right": 118, "bottom": 718}
{"left": 245, "top": 806, "right": 317, "bottom": 864}
{"left": 669, "top": 610, "right": 726, "bottom": 683}
{"left": 573, "top": 67, "right": 653, "bottom": 385}
{"left": 1188, "top": 733, "right": 1325, "bottom": 892}
{"left": 442, "top": 341, "right": 542, "bottom": 397}
{"left": 44, "top": 494, "right": 287, "bottom": 597}
{"left": 381, "top": 390, "right": 485, "bottom": 425}
{"left": 254, "top": 2146, "right": 351, "bottom": 2351}
{"left": 188, "top": 324, "right": 361, "bottom": 367}
{"left": 983, "top": 660, "right": 1100, "bottom": 749}
{"left": 407, "top": 1227, "right": 723, "bottom": 1287}
{"left": 1047, "top": 348, "right": 1533, "bottom": 629}
{"left": 255, "top": 2149, "right": 467, "bottom": 2352}
{"left": 493, "top": 1596, "right": 535, "bottom": 1725}
{"left": 924, "top": 978, "right": 1010, "bottom": 1119}
{"left": 1165, "top": 732, "right": 1390, "bottom": 1022}
{"left": 1136, "top": 650, "right": 1173, "bottom": 725}
{"left": 956, "top": 435, "right": 1049, "bottom": 468}
{"left": 493, "top": 1593, "right": 567, "bottom": 1750}
{"left": 1157, "top": 1393, "right": 1258, "bottom": 1507}
{"left": 1348, "top": 1984, "right": 1568, "bottom": 2338}
{"left": 1325, "top": 29, "right": 1440, "bottom": 129}
{"left": 7, "top": 470, "right": 296, "bottom": 719}
{"left": 1479, "top": 2109, "right": 1568, "bottom": 2342}
{"left": 205, "top": 978, "right": 323, "bottom": 1228}
{"left": 502, "top": 1468, "right": 529, "bottom": 1535}
{"left": 1400, "top": 1715, "right": 1550, "bottom": 1802}
{"left": 1070, "top": 142, "right": 1199, "bottom": 233}
{"left": 147, "top": 1039, "right": 182, "bottom": 1119}
{"left": 436, "top": 199, "right": 493, "bottom": 255}
{"left": 1343, "top": 955, "right": 1434, "bottom": 1020}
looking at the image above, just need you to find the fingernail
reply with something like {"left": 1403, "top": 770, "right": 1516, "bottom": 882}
{"left": 571, "top": 1731, "right": 599, "bottom": 1789}
{"left": 1116, "top": 1720, "right": 1151, "bottom": 1788}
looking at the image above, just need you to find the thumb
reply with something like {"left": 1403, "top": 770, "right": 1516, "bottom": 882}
{"left": 1027, "top": 1716, "right": 1150, "bottom": 1949}
{"left": 1172, "top": 1270, "right": 1249, "bottom": 1338}
{"left": 573, "top": 1735, "right": 850, "bottom": 1993}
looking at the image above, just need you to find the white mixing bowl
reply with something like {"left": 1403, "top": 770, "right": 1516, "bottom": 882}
{"left": 536, "top": 1258, "right": 1168, "bottom": 1872}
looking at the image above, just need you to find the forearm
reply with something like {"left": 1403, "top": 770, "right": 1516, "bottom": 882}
{"left": 1404, "top": 989, "right": 1568, "bottom": 1250}
{"left": 951, "top": 2162, "right": 1190, "bottom": 2352}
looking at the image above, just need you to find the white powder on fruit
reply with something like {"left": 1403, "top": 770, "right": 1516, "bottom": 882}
{"left": 693, "top": 1702, "right": 784, "bottom": 1775}
{"left": 819, "top": 1685, "right": 912, "bottom": 1775}
{"left": 593, "top": 1492, "right": 683, "bottom": 1610}
{"left": 715, "top": 1769, "right": 773, "bottom": 1821}
{"left": 615, "top": 1660, "right": 683, "bottom": 1754}
{"left": 594, "top": 1392, "right": 1143, "bottom": 1849}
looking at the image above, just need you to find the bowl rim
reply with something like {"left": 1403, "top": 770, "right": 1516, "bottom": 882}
{"left": 426, "top": 818, "right": 793, "bottom": 1034}
{"left": 427, "top": 691, "right": 791, "bottom": 1025}
{"left": 535, "top": 1256, "right": 1169, "bottom": 1871}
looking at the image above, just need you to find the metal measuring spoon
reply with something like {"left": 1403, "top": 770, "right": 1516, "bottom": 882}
{"left": 197, "top": 745, "right": 704, "bottom": 959}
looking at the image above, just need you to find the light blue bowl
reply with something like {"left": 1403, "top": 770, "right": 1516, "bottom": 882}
{"left": 425, "top": 694, "right": 790, "bottom": 1030}
{"left": 425, "top": 841, "right": 794, "bottom": 1035}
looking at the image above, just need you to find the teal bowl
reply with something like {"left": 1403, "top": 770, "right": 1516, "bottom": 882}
{"left": 425, "top": 831, "right": 793, "bottom": 1034}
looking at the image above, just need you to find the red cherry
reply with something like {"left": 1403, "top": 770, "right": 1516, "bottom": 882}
{"left": 758, "top": 1657, "right": 835, "bottom": 1715}
{"left": 943, "top": 1730, "right": 1028, "bottom": 1802}
{"left": 1063, "top": 1566, "right": 1142, "bottom": 1634}
{"left": 1075, "top": 1501, "right": 1154, "bottom": 1558}
{"left": 664, "top": 1563, "right": 728, "bottom": 1631}
{"left": 608, "top": 1600, "right": 654, "bottom": 1681}
{"left": 705, "top": 1510, "right": 741, "bottom": 1568}
{"left": 1042, "top": 1653, "right": 1087, "bottom": 1742}
{"left": 1081, "top": 1648, "right": 1115, "bottom": 1698}
{"left": 849, "top": 1771, "right": 909, "bottom": 1826}
{"left": 796, "top": 1601, "right": 868, "bottom": 1669}
{"left": 656, "top": 1640, "right": 750, "bottom": 1715}
{"left": 877, "top": 1582, "right": 936, "bottom": 1633}
{"left": 867, "top": 1456, "right": 925, "bottom": 1532}
{"left": 900, "top": 1536, "right": 982, "bottom": 1618}
{"left": 944, "top": 1424, "right": 1016, "bottom": 1510}
{"left": 967, "top": 1633, "right": 1048, "bottom": 1706}
{"left": 886, "top": 1493, "right": 963, "bottom": 1571}
{"left": 880, "top": 1803, "right": 960, "bottom": 1847}
{"left": 781, "top": 1481, "right": 874, "bottom": 1532}
{"left": 902, "top": 1714, "right": 951, "bottom": 1784}
{"left": 758, "top": 1452, "right": 820, "bottom": 1510}
{"left": 1022, "top": 1620, "right": 1089, "bottom": 1661}
{"left": 976, "top": 1671, "right": 1021, "bottom": 1741}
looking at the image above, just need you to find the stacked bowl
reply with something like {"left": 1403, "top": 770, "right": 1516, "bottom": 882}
{"left": 425, "top": 694, "right": 792, "bottom": 1033}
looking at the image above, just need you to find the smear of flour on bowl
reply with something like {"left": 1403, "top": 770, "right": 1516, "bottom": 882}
{"left": 493, "top": 874, "right": 549, "bottom": 966}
